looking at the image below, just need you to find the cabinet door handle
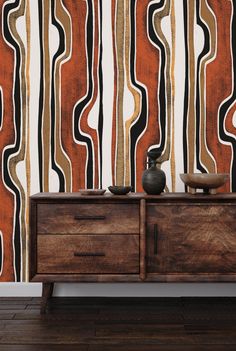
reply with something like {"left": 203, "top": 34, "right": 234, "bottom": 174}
{"left": 74, "top": 252, "right": 105, "bottom": 257}
{"left": 154, "top": 224, "right": 158, "bottom": 255}
{"left": 74, "top": 215, "right": 106, "bottom": 220}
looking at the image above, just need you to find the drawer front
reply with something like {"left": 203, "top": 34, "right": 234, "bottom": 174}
{"left": 37, "top": 203, "right": 139, "bottom": 234}
{"left": 37, "top": 234, "right": 139, "bottom": 274}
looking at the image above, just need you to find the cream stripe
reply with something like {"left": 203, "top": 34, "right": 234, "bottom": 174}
{"left": 101, "top": 0, "right": 114, "bottom": 189}
{"left": 25, "top": 0, "right": 31, "bottom": 282}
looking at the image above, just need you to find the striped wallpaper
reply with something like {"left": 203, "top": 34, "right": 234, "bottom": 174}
{"left": 0, "top": 0, "right": 235, "bottom": 281}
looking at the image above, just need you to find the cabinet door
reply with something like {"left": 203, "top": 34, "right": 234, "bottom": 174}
{"left": 147, "top": 204, "right": 236, "bottom": 274}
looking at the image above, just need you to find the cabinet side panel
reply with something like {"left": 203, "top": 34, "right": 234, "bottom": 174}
{"left": 29, "top": 200, "right": 37, "bottom": 281}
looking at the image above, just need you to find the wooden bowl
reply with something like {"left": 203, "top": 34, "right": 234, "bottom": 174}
{"left": 108, "top": 186, "right": 132, "bottom": 195}
{"left": 79, "top": 189, "right": 106, "bottom": 195}
{"left": 180, "top": 173, "right": 229, "bottom": 194}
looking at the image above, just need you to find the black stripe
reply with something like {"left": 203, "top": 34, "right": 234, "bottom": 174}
{"left": 195, "top": 0, "right": 208, "bottom": 173}
{"left": 218, "top": 0, "right": 236, "bottom": 191}
{"left": 183, "top": 0, "right": 188, "bottom": 191}
{"left": 98, "top": 0, "right": 103, "bottom": 188}
{"left": 3, "top": 0, "right": 22, "bottom": 281}
{"left": 73, "top": 0, "right": 94, "bottom": 188}
{"left": 38, "top": 0, "right": 43, "bottom": 192}
{"left": 50, "top": 0, "right": 66, "bottom": 192}
{"left": 148, "top": 0, "right": 167, "bottom": 156}
{"left": 129, "top": 0, "right": 148, "bottom": 190}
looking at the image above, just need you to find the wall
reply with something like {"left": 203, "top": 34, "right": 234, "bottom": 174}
{"left": 0, "top": 0, "right": 236, "bottom": 284}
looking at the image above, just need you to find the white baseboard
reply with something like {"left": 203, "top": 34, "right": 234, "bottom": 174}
{"left": 0, "top": 283, "right": 236, "bottom": 297}
{"left": 0, "top": 283, "right": 42, "bottom": 296}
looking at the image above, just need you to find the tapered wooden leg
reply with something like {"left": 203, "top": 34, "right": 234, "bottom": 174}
{"left": 41, "top": 283, "right": 54, "bottom": 314}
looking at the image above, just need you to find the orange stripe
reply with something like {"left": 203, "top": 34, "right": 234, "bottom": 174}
{"left": 135, "top": 0, "right": 160, "bottom": 192}
{"left": 79, "top": 0, "right": 100, "bottom": 188}
{"left": 61, "top": 1, "right": 88, "bottom": 191}
{"left": 206, "top": 0, "right": 232, "bottom": 192}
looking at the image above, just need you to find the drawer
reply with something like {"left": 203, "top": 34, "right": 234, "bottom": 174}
{"left": 37, "top": 234, "right": 140, "bottom": 274}
{"left": 37, "top": 203, "right": 139, "bottom": 234}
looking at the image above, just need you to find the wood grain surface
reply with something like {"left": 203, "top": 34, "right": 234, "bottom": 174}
{"left": 30, "top": 193, "right": 236, "bottom": 286}
{"left": 37, "top": 234, "right": 139, "bottom": 274}
{"left": 147, "top": 204, "right": 236, "bottom": 274}
{"left": 37, "top": 203, "right": 139, "bottom": 234}
{"left": 0, "top": 297, "right": 236, "bottom": 350}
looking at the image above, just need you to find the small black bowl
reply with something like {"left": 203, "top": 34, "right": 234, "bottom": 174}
{"left": 108, "top": 185, "right": 132, "bottom": 195}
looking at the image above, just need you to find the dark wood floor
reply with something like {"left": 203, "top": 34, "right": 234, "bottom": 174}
{"left": 0, "top": 297, "right": 236, "bottom": 350}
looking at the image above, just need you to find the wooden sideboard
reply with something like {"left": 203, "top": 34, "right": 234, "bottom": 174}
{"left": 30, "top": 192, "right": 236, "bottom": 312}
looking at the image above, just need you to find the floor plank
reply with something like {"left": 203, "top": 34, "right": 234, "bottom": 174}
{"left": 89, "top": 346, "right": 236, "bottom": 351}
{"left": 0, "top": 297, "right": 236, "bottom": 349}
{"left": 0, "top": 346, "right": 88, "bottom": 351}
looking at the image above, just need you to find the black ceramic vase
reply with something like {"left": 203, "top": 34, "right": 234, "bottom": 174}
{"left": 142, "top": 149, "right": 166, "bottom": 195}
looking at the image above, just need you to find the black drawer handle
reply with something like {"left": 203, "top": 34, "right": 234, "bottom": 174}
{"left": 154, "top": 224, "right": 158, "bottom": 255}
{"left": 74, "top": 252, "right": 105, "bottom": 257}
{"left": 74, "top": 215, "right": 106, "bottom": 220}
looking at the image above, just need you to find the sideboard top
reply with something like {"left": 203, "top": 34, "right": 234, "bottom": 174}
{"left": 30, "top": 192, "right": 236, "bottom": 202}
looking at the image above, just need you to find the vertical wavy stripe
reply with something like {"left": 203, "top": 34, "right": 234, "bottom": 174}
{"left": 183, "top": 0, "right": 188, "bottom": 180}
{"left": 115, "top": 0, "right": 125, "bottom": 185}
{"left": 170, "top": 0, "right": 176, "bottom": 191}
{"left": 50, "top": 0, "right": 66, "bottom": 192}
{"left": 51, "top": 0, "right": 72, "bottom": 192}
{"left": 217, "top": 0, "right": 236, "bottom": 191}
{"left": 37, "top": 0, "right": 43, "bottom": 192}
{"left": 73, "top": 0, "right": 99, "bottom": 189}
{"left": 129, "top": 0, "right": 148, "bottom": 191}
{"left": 8, "top": 0, "right": 28, "bottom": 281}
{"left": 42, "top": 0, "right": 50, "bottom": 192}
{"left": 2, "top": 0, "right": 24, "bottom": 281}
{"left": 134, "top": 0, "right": 159, "bottom": 191}
{"left": 61, "top": 0, "right": 87, "bottom": 191}
{"left": 147, "top": 0, "right": 167, "bottom": 160}
{"left": 25, "top": 0, "right": 31, "bottom": 281}
{"left": 111, "top": 0, "right": 118, "bottom": 186}
{"left": 97, "top": 0, "right": 103, "bottom": 189}
{"left": 0, "top": 0, "right": 15, "bottom": 282}
{"left": 124, "top": 0, "right": 141, "bottom": 186}
{"left": 0, "top": 87, "right": 3, "bottom": 131}
{"left": 153, "top": 0, "right": 172, "bottom": 165}
{"left": 206, "top": 0, "right": 233, "bottom": 191}
{"left": 195, "top": 0, "right": 216, "bottom": 174}
{"left": 187, "top": 1, "right": 196, "bottom": 174}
